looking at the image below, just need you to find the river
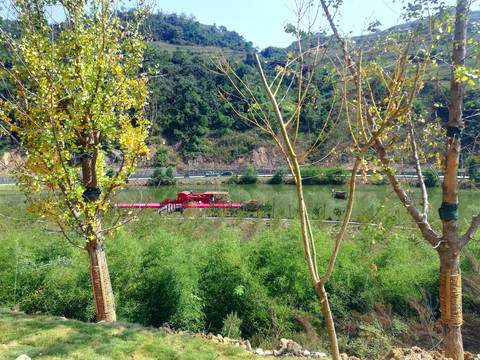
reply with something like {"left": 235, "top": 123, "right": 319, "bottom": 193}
{"left": 117, "top": 183, "right": 480, "bottom": 228}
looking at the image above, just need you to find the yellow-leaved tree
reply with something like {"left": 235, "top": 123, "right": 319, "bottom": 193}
{"left": 0, "top": 0, "right": 150, "bottom": 322}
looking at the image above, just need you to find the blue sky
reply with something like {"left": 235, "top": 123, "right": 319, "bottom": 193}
{"left": 154, "top": 0, "right": 468, "bottom": 50}
{"left": 2, "top": 0, "right": 475, "bottom": 50}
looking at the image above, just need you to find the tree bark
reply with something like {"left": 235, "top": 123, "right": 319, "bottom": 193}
{"left": 316, "top": 285, "right": 340, "bottom": 360}
{"left": 86, "top": 238, "right": 116, "bottom": 322}
{"left": 438, "top": 240, "right": 463, "bottom": 360}
{"left": 82, "top": 140, "right": 115, "bottom": 322}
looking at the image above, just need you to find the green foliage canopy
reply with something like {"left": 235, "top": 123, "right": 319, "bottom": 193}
{"left": 0, "top": 0, "right": 149, "bottom": 242}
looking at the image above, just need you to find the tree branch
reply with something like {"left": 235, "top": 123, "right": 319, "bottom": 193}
{"left": 460, "top": 213, "right": 480, "bottom": 249}
{"left": 409, "top": 123, "right": 429, "bottom": 219}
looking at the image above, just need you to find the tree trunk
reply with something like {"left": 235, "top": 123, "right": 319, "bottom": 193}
{"left": 81, "top": 140, "right": 115, "bottom": 322}
{"left": 439, "top": 1, "right": 470, "bottom": 358}
{"left": 86, "top": 239, "right": 116, "bottom": 322}
{"left": 253, "top": 51, "right": 341, "bottom": 360}
{"left": 316, "top": 285, "right": 340, "bottom": 360}
{"left": 438, "top": 244, "right": 463, "bottom": 360}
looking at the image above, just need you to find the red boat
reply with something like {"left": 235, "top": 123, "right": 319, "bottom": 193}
{"left": 116, "top": 191, "right": 244, "bottom": 214}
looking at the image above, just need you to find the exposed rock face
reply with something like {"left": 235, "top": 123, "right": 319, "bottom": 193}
{"left": 106, "top": 149, "right": 124, "bottom": 164}
{"left": 0, "top": 143, "right": 286, "bottom": 174}
{"left": 250, "top": 146, "right": 284, "bottom": 168}
{"left": 185, "top": 146, "right": 285, "bottom": 169}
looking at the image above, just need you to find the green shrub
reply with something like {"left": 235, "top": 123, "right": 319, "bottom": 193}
{"left": 423, "top": 168, "right": 439, "bottom": 187}
{"left": 268, "top": 167, "right": 286, "bottom": 184}
{"left": 300, "top": 166, "right": 348, "bottom": 185}
{"left": 197, "top": 235, "right": 253, "bottom": 333}
{"left": 221, "top": 311, "right": 243, "bottom": 339}
{"left": 148, "top": 166, "right": 176, "bottom": 186}
{"left": 154, "top": 146, "right": 169, "bottom": 167}
{"left": 114, "top": 222, "right": 205, "bottom": 331}
{"left": 237, "top": 166, "right": 258, "bottom": 184}
{"left": 225, "top": 173, "right": 239, "bottom": 184}
{"left": 1, "top": 233, "right": 95, "bottom": 322}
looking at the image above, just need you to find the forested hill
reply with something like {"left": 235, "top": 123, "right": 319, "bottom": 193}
{"left": 120, "top": 10, "right": 300, "bottom": 168}
{"left": 140, "top": 9, "right": 480, "bottom": 169}
{"left": 0, "top": 11, "right": 266, "bottom": 167}
{"left": 1, "top": 10, "right": 480, "bottom": 170}
{"left": 143, "top": 11, "right": 255, "bottom": 52}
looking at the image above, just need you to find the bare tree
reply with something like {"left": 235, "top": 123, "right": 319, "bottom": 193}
{"left": 211, "top": 2, "right": 401, "bottom": 357}
{"left": 320, "top": 0, "right": 478, "bottom": 358}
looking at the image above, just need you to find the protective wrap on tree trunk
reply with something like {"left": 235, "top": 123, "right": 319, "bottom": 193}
{"left": 88, "top": 241, "right": 116, "bottom": 322}
{"left": 439, "top": 272, "right": 463, "bottom": 327}
{"left": 446, "top": 126, "right": 462, "bottom": 138}
{"left": 439, "top": 203, "right": 459, "bottom": 221}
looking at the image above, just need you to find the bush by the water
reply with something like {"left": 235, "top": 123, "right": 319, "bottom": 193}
{"left": 285, "top": 166, "right": 349, "bottom": 185}
{"left": 423, "top": 168, "right": 439, "bottom": 188}
{"left": 236, "top": 166, "right": 258, "bottom": 184}
{"left": 268, "top": 167, "right": 286, "bottom": 184}
{"left": 148, "top": 166, "right": 177, "bottom": 186}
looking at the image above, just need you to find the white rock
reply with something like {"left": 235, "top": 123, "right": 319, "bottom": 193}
{"left": 264, "top": 350, "right": 273, "bottom": 356}
{"left": 16, "top": 355, "right": 31, "bottom": 360}
{"left": 255, "top": 348, "right": 265, "bottom": 355}
{"left": 304, "top": 350, "right": 311, "bottom": 356}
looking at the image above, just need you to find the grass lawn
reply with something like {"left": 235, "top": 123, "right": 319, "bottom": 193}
{"left": 0, "top": 309, "right": 259, "bottom": 360}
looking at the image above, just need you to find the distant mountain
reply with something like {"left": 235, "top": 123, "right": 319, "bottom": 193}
{"left": 382, "top": 9, "right": 480, "bottom": 34}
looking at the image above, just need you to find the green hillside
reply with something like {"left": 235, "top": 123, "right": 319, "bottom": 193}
{"left": 1, "top": 8, "right": 480, "bottom": 169}
{"left": 98, "top": 9, "right": 480, "bottom": 168}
